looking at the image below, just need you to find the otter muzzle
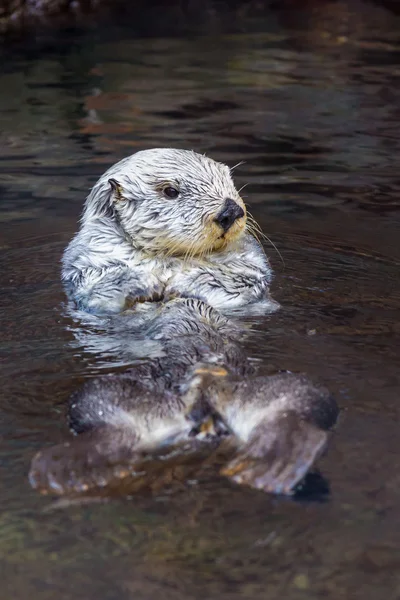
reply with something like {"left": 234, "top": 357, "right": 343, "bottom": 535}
{"left": 215, "top": 198, "right": 245, "bottom": 233}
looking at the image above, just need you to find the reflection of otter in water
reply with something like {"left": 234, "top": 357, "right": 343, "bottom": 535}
{"left": 30, "top": 149, "right": 338, "bottom": 497}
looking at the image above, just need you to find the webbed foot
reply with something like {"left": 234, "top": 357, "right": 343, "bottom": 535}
{"left": 29, "top": 426, "right": 141, "bottom": 496}
{"left": 220, "top": 412, "right": 329, "bottom": 495}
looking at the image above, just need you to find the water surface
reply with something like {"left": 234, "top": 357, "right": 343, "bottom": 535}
{"left": 1, "top": 2, "right": 400, "bottom": 599}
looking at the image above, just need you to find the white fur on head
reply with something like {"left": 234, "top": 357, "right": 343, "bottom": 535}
{"left": 82, "top": 148, "right": 246, "bottom": 257}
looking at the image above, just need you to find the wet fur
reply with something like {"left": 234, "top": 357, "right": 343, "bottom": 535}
{"left": 30, "top": 150, "right": 338, "bottom": 497}
{"left": 62, "top": 148, "right": 275, "bottom": 314}
{"left": 30, "top": 299, "right": 338, "bottom": 496}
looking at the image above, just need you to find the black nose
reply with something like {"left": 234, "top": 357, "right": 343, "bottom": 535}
{"left": 215, "top": 198, "right": 245, "bottom": 233}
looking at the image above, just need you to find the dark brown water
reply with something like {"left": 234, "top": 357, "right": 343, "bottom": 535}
{"left": 1, "top": 2, "right": 400, "bottom": 598}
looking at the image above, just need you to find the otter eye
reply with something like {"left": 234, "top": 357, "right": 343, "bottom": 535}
{"left": 163, "top": 186, "right": 179, "bottom": 199}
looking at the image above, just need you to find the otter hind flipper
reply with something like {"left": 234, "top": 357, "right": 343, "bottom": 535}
{"left": 200, "top": 372, "right": 338, "bottom": 495}
{"left": 29, "top": 425, "right": 142, "bottom": 495}
{"left": 29, "top": 369, "right": 219, "bottom": 496}
{"left": 220, "top": 414, "right": 329, "bottom": 495}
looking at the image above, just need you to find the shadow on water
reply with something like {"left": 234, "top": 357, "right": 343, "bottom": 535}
{"left": 0, "top": 1, "right": 400, "bottom": 598}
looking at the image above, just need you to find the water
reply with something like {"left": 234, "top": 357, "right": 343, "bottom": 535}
{"left": 1, "top": 1, "right": 400, "bottom": 598}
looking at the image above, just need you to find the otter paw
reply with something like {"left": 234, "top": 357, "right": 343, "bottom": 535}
{"left": 125, "top": 278, "right": 165, "bottom": 307}
{"left": 221, "top": 417, "right": 329, "bottom": 495}
{"left": 125, "top": 290, "right": 162, "bottom": 308}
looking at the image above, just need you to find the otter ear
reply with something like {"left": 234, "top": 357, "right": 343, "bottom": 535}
{"left": 83, "top": 178, "right": 124, "bottom": 220}
{"left": 109, "top": 178, "right": 124, "bottom": 202}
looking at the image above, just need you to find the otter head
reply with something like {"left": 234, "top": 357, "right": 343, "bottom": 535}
{"left": 83, "top": 148, "right": 247, "bottom": 258}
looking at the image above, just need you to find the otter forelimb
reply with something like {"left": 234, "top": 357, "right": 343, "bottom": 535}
{"left": 63, "top": 264, "right": 164, "bottom": 314}
{"left": 164, "top": 235, "right": 273, "bottom": 310}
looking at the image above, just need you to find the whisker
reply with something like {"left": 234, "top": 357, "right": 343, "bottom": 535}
{"left": 166, "top": 239, "right": 184, "bottom": 259}
{"left": 186, "top": 236, "right": 199, "bottom": 264}
{"left": 238, "top": 183, "right": 250, "bottom": 195}
{"left": 185, "top": 241, "right": 195, "bottom": 264}
{"left": 246, "top": 224, "right": 262, "bottom": 246}
{"left": 246, "top": 212, "right": 285, "bottom": 267}
{"left": 230, "top": 161, "right": 245, "bottom": 172}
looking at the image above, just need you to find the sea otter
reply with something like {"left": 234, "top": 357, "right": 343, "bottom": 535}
{"left": 62, "top": 148, "right": 277, "bottom": 314}
{"left": 29, "top": 149, "right": 338, "bottom": 498}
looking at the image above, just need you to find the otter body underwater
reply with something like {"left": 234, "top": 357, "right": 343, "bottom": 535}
{"left": 30, "top": 149, "right": 338, "bottom": 498}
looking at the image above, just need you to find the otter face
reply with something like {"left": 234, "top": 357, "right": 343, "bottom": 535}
{"left": 84, "top": 148, "right": 247, "bottom": 258}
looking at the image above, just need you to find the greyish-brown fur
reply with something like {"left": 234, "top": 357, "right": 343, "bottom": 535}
{"left": 30, "top": 299, "right": 338, "bottom": 496}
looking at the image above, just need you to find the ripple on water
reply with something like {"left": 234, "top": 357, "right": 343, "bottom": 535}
{"left": 0, "top": 4, "right": 400, "bottom": 598}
